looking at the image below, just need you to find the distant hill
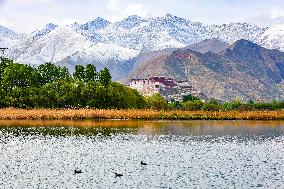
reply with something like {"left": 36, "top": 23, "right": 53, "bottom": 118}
{"left": 187, "top": 39, "right": 229, "bottom": 54}
{"left": 123, "top": 40, "right": 284, "bottom": 101}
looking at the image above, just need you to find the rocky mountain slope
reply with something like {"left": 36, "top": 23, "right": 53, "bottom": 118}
{"left": 187, "top": 39, "right": 229, "bottom": 54}
{"left": 124, "top": 40, "right": 284, "bottom": 101}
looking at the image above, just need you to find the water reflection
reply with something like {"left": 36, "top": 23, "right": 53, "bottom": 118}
{"left": 0, "top": 120, "right": 283, "bottom": 139}
{"left": 0, "top": 120, "right": 283, "bottom": 188}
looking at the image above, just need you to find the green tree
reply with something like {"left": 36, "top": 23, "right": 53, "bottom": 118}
{"left": 73, "top": 65, "right": 86, "bottom": 82}
{"left": 202, "top": 98, "right": 220, "bottom": 111}
{"left": 85, "top": 64, "right": 97, "bottom": 82}
{"left": 0, "top": 58, "right": 13, "bottom": 81}
{"left": 0, "top": 59, "right": 148, "bottom": 109}
{"left": 145, "top": 93, "right": 167, "bottom": 110}
{"left": 183, "top": 95, "right": 200, "bottom": 102}
{"left": 56, "top": 80, "right": 78, "bottom": 108}
{"left": 107, "top": 82, "right": 146, "bottom": 109}
{"left": 182, "top": 100, "right": 204, "bottom": 111}
{"left": 1, "top": 63, "right": 41, "bottom": 90}
{"left": 40, "top": 80, "right": 79, "bottom": 108}
{"left": 99, "top": 68, "right": 112, "bottom": 86}
{"left": 38, "top": 63, "right": 71, "bottom": 85}
{"left": 222, "top": 100, "right": 242, "bottom": 110}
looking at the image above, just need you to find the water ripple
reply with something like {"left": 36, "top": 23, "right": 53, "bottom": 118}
{"left": 0, "top": 122, "right": 283, "bottom": 188}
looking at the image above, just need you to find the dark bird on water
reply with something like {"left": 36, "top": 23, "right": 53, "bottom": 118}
{"left": 115, "top": 173, "right": 123, "bottom": 177}
{"left": 74, "top": 169, "right": 83, "bottom": 174}
{"left": 141, "top": 161, "right": 147, "bottom": 165}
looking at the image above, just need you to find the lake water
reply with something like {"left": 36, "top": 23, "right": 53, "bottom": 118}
{"left": 0, "top": 120, "right": 283, "bottom": 189}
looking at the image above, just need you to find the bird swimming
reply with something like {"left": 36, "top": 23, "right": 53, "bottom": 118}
{"left": 74, "top": 169, "right": 83, "bottom": 174}
{"left": 115, "top": 173, "right": 123, "bottom": 177}
{"left": 141, "top": 161, "right": 147, "bottom": 165}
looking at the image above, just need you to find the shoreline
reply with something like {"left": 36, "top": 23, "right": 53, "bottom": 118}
{"left": 0, "top": 108, "right": 284, "bottom": 120}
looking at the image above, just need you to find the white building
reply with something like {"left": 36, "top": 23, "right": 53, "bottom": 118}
{"left": 129, "top": 76, "right": 208, "bottom": 102}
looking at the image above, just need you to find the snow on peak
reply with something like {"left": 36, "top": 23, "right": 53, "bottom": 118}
{"left": 45, "top": 23, "right": 58, "bottom": 30}
{"left": 80, "top": 17, "right": 110, "bottom": 30}
{"left": 0, "top": 25, "right": 17, "bottom": 38}
{"left": 34, "top": 23, "right": 58, "bottom": 37}
{"left": 72, "top": 43, "right": 139, "bottom": 63}
{"left": 115, "top": 15, "right": 146, "bottom": 29}
{"left": 0, "top": 25, "right": 20, "bottom": 50}
{"left": 151, "top": 31, "right": 186, "bottom": 50}
{"left": 260, "top": 24, "right": 284, "bottom": 51}
{"left": 164, "top": 13, "right": 190, "bottom": 23}
{"left": 16, "top": 26, "right": 91, "bottom": 64}
{"left": 125, "top": 15, "right": 143, "bottom": 21}
{"left": 2, "top": 13, "right": 284, "bottom": 79}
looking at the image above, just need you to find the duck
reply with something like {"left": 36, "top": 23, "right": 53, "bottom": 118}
{"left": 115, "top": 173, "right": 123, "bottom": 177}
{"left": 141, "top": 161, "right": 147, "bottom": 165}
{"left": 74, "top": 169, "right": 83, "bottom": 174}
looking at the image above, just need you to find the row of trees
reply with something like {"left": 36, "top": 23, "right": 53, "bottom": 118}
{"left": 0, "top": 58, "right": 145, "bottom": 109}
{"left": 0, "top": 59, "right": 112, "bottom": 88}
{"left": 1, "top": 58, "right": 283, "bottom": 111}
{"left": 145, "top": 94, "right": 284, "bottom": 111}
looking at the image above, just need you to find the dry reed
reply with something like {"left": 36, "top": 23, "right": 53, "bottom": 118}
{"left": 0, "top": 108, "right": 284, "bottom": 120}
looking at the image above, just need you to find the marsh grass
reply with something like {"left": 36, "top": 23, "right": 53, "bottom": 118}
{"left": 0, "top": 108, "right": 284, "bottom": 120}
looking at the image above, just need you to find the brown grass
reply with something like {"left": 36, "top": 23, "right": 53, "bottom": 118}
{"left": 0, "top": 108, "right": 284, "bottom": 120}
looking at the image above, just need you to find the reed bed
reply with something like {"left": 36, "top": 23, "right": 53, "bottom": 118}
{"left": 0, "top": 108, "right": 284, "bottom": 120}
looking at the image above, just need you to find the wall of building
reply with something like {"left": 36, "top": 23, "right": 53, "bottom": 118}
{"left": 130, "top": 77, "right": 208, "bottom": 102}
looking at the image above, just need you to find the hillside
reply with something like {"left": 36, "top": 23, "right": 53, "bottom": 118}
{"left": 124, "top": 40, "right": 284, "bottom": 101}
{"left": 187, "top": 39, "right": 229, "bottom": 54}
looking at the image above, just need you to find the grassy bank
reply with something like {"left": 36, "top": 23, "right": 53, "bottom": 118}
{"left": 1, "top": 108, "right": 284, "bottom": 120}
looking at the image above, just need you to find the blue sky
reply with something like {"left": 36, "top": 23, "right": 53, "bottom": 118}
{"left": 0, "top": 0, "right": 284, "bottom": 33}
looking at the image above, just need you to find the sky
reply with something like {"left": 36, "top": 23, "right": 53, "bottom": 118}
{"left": 0, "top": 0, "right": 284, "bottom": 33}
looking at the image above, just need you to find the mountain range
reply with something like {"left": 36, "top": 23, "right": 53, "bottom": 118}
{"left": 1, "top": 14, "right": 284, "bottom": 101}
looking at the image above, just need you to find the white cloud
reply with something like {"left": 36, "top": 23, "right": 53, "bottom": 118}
{"left": 107, "top": 0, "right": 150, "bottom": 21}
{"left": 107, "top": 0, "right": 120, "bottom": 11}
{"left": 0, "top": 18, "right": 9, "bottom": 27}
{"left": 1, "top": 0, "right": 284, "bottom": 33}
{"left": 124, "top": 4, "right": 149, "bottom": 17}
{"left": 270, "top": 8, "right": 284, "bottom": 19}
{"left": 0, "top": 0, "right": 98, "bottom": 32}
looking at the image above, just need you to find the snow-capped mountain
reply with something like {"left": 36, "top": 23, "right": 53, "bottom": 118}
{"left": 80, "top": 17, "right": 110, "bottom": 30}
{"left": 207, "top": 23, "right": 267, "bottom": 44}
{"left": 0, "top": 25, "right": 22, "bottom": 47}
{"left": 33, "top": 23, "right": 58, "bottom": 38}
{"left": 84, "top": 14, "right": 271, "bottom": 51}
{"left": 259, "top": 24, "right": 284, "bottom": 51}
{"left": 0, "top": 25, "right": 17, "bottom": 38}
{"left": 1, "top": 14, "right": 284, "bottom": 80}
{"left": 56, "top": 42, "right": 139, "bottom": 80}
